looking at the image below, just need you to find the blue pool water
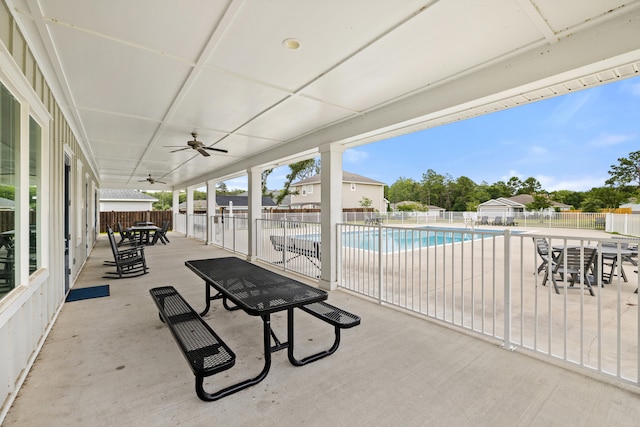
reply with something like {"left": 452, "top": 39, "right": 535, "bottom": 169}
{"left": 297, "top": 226, "right": 515, "bottom": 253}
{"left": 341, "top": 228, "right": 481, "bottom": 252}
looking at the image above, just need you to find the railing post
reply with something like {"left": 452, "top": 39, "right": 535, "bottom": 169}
{"left": 378, "top": 222, "right": 383, "bottom": 305}
{"left": 502, "top": 229, "right": 515, "bottom": 351}
{"left": 282, "top": 220, "right": 288, "bottom": 270}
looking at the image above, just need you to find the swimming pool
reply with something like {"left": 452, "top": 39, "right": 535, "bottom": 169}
{"left": 341, "top": 227, "right": 487, "bottom": 253}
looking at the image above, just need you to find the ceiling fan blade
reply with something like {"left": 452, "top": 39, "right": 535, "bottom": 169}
{"left": 203, "top": 147, "right": 228, "bottom": 153}
{"left": 169, "top": 147, "right": 190, "bottom": 153}
{"left": 197, "top": 148, "right": 211, "bottom": 157}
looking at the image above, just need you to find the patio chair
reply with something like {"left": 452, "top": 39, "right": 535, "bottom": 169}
{"left": 478, "top": 216, "right": 489, "bottom": 225}
{"left": 104, "top": 225, "right": 148, "bottom": 278}
{"left": 541, "top": 246, "right": 597, "bottom": 296}
{"left": 492, "top": 216, "right": 503, "bottom": 226}
{"left": 505, "top": 217, "right": 516, "bottom": 226}
{"left": 534, "top": 237, "right": 555, "bottom": 273}
{"left": 151, "top": 221, "right": 170, "bottom": 245}
{"left": 116, "top": 221, "right": 136, "bottom": 246}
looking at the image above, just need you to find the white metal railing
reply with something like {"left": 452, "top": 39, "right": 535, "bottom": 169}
{"left": 190, "top": 214, "right": 207, "bottom": 241}
{"left": 203, "top": 212, "right": 640, "bottom": 386}
{"left": 337, "top": 223, "right": 640, "bottom": 386}
{"left": 173, "top": 213, "right": 186, "bottom": 234}
{"left": 365, "top": 211, "right": 618, "bottom": 230}
{"left": 256, "top": 218, "right": 322, "bottom": 279}
{"left": 211, "top": 214, "right": 249, "bottom": 255}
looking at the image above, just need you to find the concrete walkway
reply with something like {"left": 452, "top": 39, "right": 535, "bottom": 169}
{"left": 4, "top": 232, "right": 640, "bottom": 426}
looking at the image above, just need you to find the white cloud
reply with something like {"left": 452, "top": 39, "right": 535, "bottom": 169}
{"left": 501, "top": 170, "right": 521, "bottom": 181}
{"left": 546, "top": 91, "right": 593, "bottom": 126}
{"left": 629, "top": 81, "right": 640, "bottom": 97}
{"left": 589, "top": 132, "right": 636, "bottom": 147}
{"left": 540, "top": 174, "right": 606, "bottom": 192}
{"left": 224, "top": 177, "right": 248, "bottom": 191}
{"left": 528, "top": 145, "right": 548, "bottom": 156}
{"left": 344, "top": 149, "right": 369, "bottom": 164}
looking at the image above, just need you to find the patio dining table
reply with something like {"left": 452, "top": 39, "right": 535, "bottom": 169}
{"left": 552, "top": 244, "right": 638, "bottom": 285}
{"left": 126, "top": 225, "right": 161, "bottom": 245}
{"left": 184, "top": 256, "right": 328, "bottom": 400}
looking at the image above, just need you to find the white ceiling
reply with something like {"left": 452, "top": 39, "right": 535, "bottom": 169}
{"left": 7, "top": 0, "right": 640, "bottom": 190}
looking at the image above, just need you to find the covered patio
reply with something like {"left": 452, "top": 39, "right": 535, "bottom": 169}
{"left": 5, "top": 232, "right": 640, "bottom": 426}
{"left": 3, "top": 2, "right": 640, "bottom": 423}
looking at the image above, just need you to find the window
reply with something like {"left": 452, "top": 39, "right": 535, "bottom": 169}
{"left": 0, "top": 82, "right": 19, "bottom": 297}
{"left": 29, "top": 116, "right": 41, "bottom": 272}
{"left": 307, "top": 184, "right": 313, "bottom": 194}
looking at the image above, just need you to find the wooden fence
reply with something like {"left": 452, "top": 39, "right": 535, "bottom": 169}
{"left": 100, "top": 211, "right": 173, "bottom": 233}
{"left": 0, "top": 211, "right": 36, "bottom": 233}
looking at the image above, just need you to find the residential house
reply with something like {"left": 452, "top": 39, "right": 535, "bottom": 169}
{"left": 620, "top": 202, "right": 640, "bottom": 214}
{"left": 99, "top": 189, "right": 158, "bottom": 212}
{"left": 179, "top": 195, "right": 276, "bottom": 214}
{"left": 478, "top": 194, "right": 571, "bottom": 217}
{"left": 290, "top": 171, "right": 386, "bottom": 212}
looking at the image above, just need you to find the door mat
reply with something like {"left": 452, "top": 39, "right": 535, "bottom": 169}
{"left": 66, "top": 284, "right": 110, "bottom": 302}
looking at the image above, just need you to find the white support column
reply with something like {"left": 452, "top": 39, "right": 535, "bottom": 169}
{"left": 186, "top": 186, "right": 195, "bottom": 237}
{"left": 206, "top": 180, "right": 218, "bottom": 245}
{"left": 172, "top": 190, "right": 180, "bottom": 233}
{"left": 247, "top": 167, "right": 261, "bottom": 261}
{"left": 319, "top": 143, "right": 344, "bottom": 291}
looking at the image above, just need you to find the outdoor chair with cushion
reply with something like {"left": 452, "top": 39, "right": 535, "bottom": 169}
{"left": 478, "top": 216, "right": 489, "bottom": 225}
{"left": 505, "top": 217, "right": 516, "bottom": 226}
{"left": 492, "top": 216, "right": 503, "bottom": 226}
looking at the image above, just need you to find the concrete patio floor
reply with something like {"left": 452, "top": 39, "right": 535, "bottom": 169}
{"left": 4, "top": 231, "right": 640, "bottom": 426}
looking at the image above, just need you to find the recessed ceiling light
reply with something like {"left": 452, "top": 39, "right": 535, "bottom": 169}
{"left": 282, "top": 38, "right": 301, "bottom": 50}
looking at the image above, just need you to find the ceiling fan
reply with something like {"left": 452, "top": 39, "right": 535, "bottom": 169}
{"left": 138, "top": 174, "right": 166, "bottom": 185}
{"left": 165, "top": 132, "right": 228, "bottom": 157}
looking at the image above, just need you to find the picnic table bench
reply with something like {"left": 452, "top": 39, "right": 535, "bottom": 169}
{"left": 269, "top": 235, "right": 321, "bottom": 270}
{"left": 183, "top": 257, "right": 361, "bottom": 400}
{"left": 291, "top": 301, "right": 361, "bottom": 365}
{"left": 149, "top": 286, "right": 236, "bottom": 401}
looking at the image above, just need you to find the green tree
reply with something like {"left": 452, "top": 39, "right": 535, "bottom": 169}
{"left": 217, "top": 182, "right": 229, "bottom": 194}
{"left": 419, "top": 169, "right": 446, "bottom": 207}
{"left": 266, "top": 159, "right": 320, "bottom": 205}
{"left": 359, "top": 196, "right": 372, "bottom": 208}
{"left": 397, "top": 202, "right": 426, "bottom": 211}
{"left": 519, "top": 177, "right": 543, "bottom": 195}
{"left": 486, "top": 181, "right": 512, "bottom": 199}
{"left": 506, "top": 176, "right": 522, "bottom": 196}
{"left": 450, "top": 176, "right": 476, "bottom": 211}
{"left": 585, "top": 186, "right": 624, "bottom": 209}
{"left": 606, "top": 150, "right": 640, "bottom": 192}
{"left": 580, "top": 197, "right": 603, "bottom": 212}
{"left": 387, "top": 177, "right": 419, "bottom": 203}
{"left": 525, "top": 194, "right": 551, "bottom": 210}
{"left": 150, "top": 191, "right": 172, "bottom": 211}
{"left": 551, "top": 190, "right": 584, "bottom": 210}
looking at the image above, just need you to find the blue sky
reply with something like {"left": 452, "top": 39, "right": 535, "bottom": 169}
{"left": 226, "top": 75, "right": 640, "bottom": 193}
